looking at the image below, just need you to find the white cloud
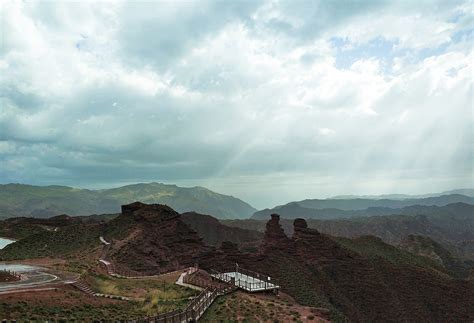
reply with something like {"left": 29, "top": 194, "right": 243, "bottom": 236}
{"left": 0, "top": 0, "right": 472, "bottom": 208}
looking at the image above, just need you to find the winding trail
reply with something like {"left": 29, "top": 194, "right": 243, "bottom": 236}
{"left": 96, "top": 236, "right": 225, "bottom": 322}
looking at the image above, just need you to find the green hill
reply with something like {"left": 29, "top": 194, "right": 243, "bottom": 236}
{"left": 0, "top": 222, "right": 103, "bottom": 261}
{"left": 0, "top": 183, "right": 256, "bottom": 219}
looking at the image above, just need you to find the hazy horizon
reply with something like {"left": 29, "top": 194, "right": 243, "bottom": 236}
{"left": 1, "top": 1, "right": 473, "bottom": 209}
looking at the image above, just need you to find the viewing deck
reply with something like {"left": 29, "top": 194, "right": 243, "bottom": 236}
{"left": 210, "top": 265, "right": 279, "bottom": 293}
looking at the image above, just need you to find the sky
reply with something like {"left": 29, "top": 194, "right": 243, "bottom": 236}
{"left": 0, "top": 0, "right": 473, "bottom": 209}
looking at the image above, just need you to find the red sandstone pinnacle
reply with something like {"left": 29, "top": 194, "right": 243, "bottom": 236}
{"left": 265, "top": 214, "right": 286, "bottom": 237}
{"left": 262, "top": 214, "right": 290, "bottom": 248}
{"left": 293, "top": 218, "right": 322, "bottom": 240}
{"left": 293, "top": 218, "right": 308, "bottom": 229}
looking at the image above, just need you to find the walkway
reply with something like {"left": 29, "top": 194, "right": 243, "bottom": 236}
{"left": 96, "top": 236, "right": 221, "bottom": 322}
{"left": 176, "top": 268, "right": 203, "bottom": 291}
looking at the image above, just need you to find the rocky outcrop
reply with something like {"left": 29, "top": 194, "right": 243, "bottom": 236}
{"left": 291, "top": 218, "right": 355, "bottom": 265}
{"left": 121, "top": 202, "right": 180, "bottom": 223}
{"left": 108, "top": 202, "right": 212, "bottom": 275}
{"left": 261, "top": 214, "right": 291, "bottom": 250}
{"left": 238, "top": 214, "right": 474, "bottom": 322}
{"left": 293, "top": 218, "right": 321, "bottom": 239}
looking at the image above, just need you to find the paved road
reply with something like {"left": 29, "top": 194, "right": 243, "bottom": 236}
{"left": 0, "top": 264, "right": 62, "bottom": 294}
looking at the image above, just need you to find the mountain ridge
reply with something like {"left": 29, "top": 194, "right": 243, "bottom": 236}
{"left": 0, "top": 182, "right": 256, "bottom": 220}
{"left": 330, "top": 188, "right": 474, "bottom": 200}
{"left": 252, "top": 194, "right": 474, "bottom": 220}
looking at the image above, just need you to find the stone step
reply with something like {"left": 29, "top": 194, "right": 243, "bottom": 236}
{"left": 72, "top": 281, "right": 95, "bottom": 295}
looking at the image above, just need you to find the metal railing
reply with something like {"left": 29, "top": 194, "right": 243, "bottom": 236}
{"left": 146, "top": 288, "right": 219, "bottom": 322}
{"left": 235, "top": 276, "right": 278, "bottom": 291}
{"left": 209, "top": 264, "right": 279, "bottom": 292}
{"left": 184, "top": 269, "right": 237, "bottom": 296}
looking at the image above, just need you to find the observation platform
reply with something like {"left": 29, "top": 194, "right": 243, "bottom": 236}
{"left": 210, "top": 265, "right": 279, "bottom": 292}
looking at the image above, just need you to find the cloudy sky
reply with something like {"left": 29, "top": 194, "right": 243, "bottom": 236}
{"left": 1, "top": 0, "right": 473, "bottom": 208}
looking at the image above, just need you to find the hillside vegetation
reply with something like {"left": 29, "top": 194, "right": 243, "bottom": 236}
{"left": 0, "top": 213, "right": 129, "bottom": 261}
{"left": 399, "top": 234, "right": 473, "bottom": 279}
{"left": 227, "top": 217, "right": 474, "bottom": 322}
{"left": 0, "top": 223, "right": 103, "bottom": 261}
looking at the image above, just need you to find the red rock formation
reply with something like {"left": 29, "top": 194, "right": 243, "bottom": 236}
{"left": 292, "top": 218, "right": 316, "bottom": 239}
{"left": 261, "top": 214, "right": 291, "bottom": 250}
{"left": 109, "top": 202, "right": 212, "bottom": 275}
{"left": 237, "top": 215, "right": 474, "bottom": 322}
{"left": 121, "top": 202, "right": 179, "bottom": 223}
{"left": 292, "top": 218, "right": 358, "bottom": 265}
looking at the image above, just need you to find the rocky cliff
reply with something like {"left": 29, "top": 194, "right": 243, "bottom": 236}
{"left": 107, "top": 202, "right": 212, "bottom": 275}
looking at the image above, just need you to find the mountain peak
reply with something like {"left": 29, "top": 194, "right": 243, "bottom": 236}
{"left": 108, "top": 202, "right": 209, "bottom": 275}
{"left": 121, "top": 202, "right": 179, "bottom": 223}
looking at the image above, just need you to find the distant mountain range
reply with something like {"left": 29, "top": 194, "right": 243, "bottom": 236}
{"left": 252, "top": 194, "right": 474, "bottom": 220}
{"left": 305, "top": 202, "right": 474, "bottom": 245}
{"left": 0, "top": 183, "right": 256, "bottom": 220}
{"left": 1, "top": 183, "right": 472, "bottom": 222}
{"left": 329, "top": 188, "right": 474, "bottom": 200}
